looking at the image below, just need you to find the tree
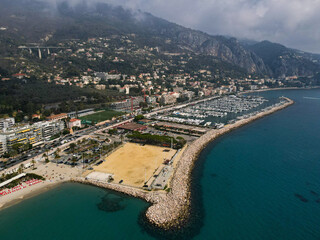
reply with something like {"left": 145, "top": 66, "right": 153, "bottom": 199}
{"left": 43, "top": 153, "right": 49, "bottom": 163}
{"left": 71, "top": 156, "right": 77, "bottom": 167}
{"left": 54, "top": 151, "right": 60, "bottom": 159}
{"left": 18, "top": 164, "right": 24, "bottom": 174}
{"left": 62, "top": 129, "right": 70, "bottom": 135}
{"left": 108, "top": 129, "right": 117, "bottom": 135}
{"left": 31, "top": 159, "right": 36, "bottom": 169}
{"left": 11, "top": 143, "right": 23, "bottom": 154}
{"left": 134, "top": 114, "right": 144, "bottom": 122}
{"left": 69, "top": 143, "right": 76, "bottom": 153}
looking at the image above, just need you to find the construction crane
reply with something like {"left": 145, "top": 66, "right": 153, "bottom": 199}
{"left": 142, "top": 89, "right": 147, "bottom": 102}
{"left": 130, "top": 96, "right": 134, "bottom": 112}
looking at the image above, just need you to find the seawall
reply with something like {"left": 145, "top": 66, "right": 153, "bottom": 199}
{"left": 74, "top": 98, "right": 294, "bottom": 230}
{"left": 145, "top": 98, "right": 294, "bottom": 229}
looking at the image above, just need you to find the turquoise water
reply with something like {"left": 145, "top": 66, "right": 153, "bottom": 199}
{"left": 1, "top": 89, "right": 320, "bottom": 239}
{"left": 0, "top": 183, "right": 152, "bottom": 240}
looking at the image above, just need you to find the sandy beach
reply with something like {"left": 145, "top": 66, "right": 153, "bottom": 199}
{"left": 0, "top": 162, "right": 79, "bottom": 210}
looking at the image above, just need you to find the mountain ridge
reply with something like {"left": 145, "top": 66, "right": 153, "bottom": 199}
{"left": 0, "top": 0, "right": 319, "bottom": 77}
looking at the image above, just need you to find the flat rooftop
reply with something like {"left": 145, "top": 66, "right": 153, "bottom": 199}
{"left": 155, "top": 121, "right": 208, "bottom": 133}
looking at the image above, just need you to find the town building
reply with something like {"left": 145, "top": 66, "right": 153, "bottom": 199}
{"left": 95, "top": 84, "right": 106, "bottom": 90}
{"left": 0, "top": 120, "right": 65, "bottom": 154}
{"left": 39, "top": 121, "right": 65, "bottom": 140}
{"left": 46, "top": 113, "right": 68, "bottom": 121}
{"left": 110, "top": 96, "right": 144, "bottom": 111}
{"left": 0, "top": 118, "right": 15, "bottom": 130}
{"left": 146, "top": 96, "right": 157, "bottom": 104}
{"left": 67, "top": 109, "right": 94, "bottom": 119}
{"left": 67, "top": 119, "right": 82, "bottom": 129}
{"left": 160, "top": 93, "right": 177, "bottom": 105}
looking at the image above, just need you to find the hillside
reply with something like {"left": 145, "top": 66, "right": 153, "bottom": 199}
{"left": 0, "top": 0, "right": 265, "bottom": 75}
{"left": 0, "top": 0, "right": 319, "bottom": 77}
{"left": 247, "top": 41, "right": 320, "bottom": 77}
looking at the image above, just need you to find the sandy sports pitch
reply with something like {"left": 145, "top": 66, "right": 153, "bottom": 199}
{"left": 93, "top": 143, "right": 176, "bottom": 187}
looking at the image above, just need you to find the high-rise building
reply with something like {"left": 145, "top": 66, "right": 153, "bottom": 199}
{"left": 0, "top": 118, "right": 15, "bottom": 130}
{"left": 0, "top": 120, "right": 65, "bottom": 155}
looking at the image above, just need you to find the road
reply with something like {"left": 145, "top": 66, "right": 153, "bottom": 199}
{"left": 0, "top": 95, "right": 218, "bottom": 174}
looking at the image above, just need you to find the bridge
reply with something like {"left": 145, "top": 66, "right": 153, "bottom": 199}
{"left": 18, "top": 46, "right": 66, "bottom": 59}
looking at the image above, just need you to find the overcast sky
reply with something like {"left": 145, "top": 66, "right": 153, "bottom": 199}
{"left": 102, "top": 0, "right": 320, "bottom": 53}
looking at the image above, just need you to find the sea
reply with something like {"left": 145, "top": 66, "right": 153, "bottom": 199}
{"left": 0, "top": 89, "right": 320, "bottom": 240}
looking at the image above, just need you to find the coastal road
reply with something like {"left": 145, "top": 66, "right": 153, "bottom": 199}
{"left": 0, "top": 95, "right": 220, "bottom": 175}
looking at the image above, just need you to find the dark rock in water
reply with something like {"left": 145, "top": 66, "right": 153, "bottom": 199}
{"left": 294, "top": 193, "right": 309, "bottom": 203}
{"left": 210, "top": 173, "right": 218, "bottom": 178}
{"left": 97, "top": 193, "right": 126, "bottom": 212}
{"left": 310, "top": 190, "right": 319, "bottom": 196}
{"left": 316, "top": 199, "right": 320, "bottom": 204}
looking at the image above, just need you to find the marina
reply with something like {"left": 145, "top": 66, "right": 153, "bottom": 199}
{"left": 153, "top": 95, "right": 286, "bottom": 127}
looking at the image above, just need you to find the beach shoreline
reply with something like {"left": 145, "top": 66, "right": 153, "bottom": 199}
{"left": 0, "top": 181, "right": 61, "bottom": 211}
{"left": 0, "top": 162, "right": 80, "bottom": 211}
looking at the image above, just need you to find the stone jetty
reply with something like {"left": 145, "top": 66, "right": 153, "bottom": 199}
{"left": 75, "top": 98, "right": 294, "bottom": 230}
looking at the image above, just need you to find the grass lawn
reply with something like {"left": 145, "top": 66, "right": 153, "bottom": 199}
{"left": 80, "top": 109, "right": 123, "bottom": 123}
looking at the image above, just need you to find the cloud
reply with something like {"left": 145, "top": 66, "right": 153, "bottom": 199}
{"left": 42, "top": 0, "right": 320, "bottom": 53}
{"left": 100, "top": 0, "right": 320, "bottom": 53}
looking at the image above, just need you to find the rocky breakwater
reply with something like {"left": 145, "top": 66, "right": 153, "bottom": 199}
{"left": 145, "top": 98, "right": 294, "bottom": 229}
{"left": 73, "top": 178, "right": 166, "bottom": 204}
{"left": 73, "top": 98, "right": 293, "bottom": 230}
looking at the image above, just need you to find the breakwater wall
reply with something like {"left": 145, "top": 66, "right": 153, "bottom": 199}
{"left": 145, "top": 98, "right": 294, "bottom": 229}
{"left": 75, "top": 98, "right": 294, "bottom": 230}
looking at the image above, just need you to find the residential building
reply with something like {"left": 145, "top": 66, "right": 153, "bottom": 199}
{"left": 160, "top": 93, "right": 177, "bottom": 105}
{"left": 111, "top": 96, "right": 144, "bottom": 111}
{"left": 0, "top": 120, "right": 65, "bottom": 154}
{"left": 0, "top": 118, "right": 15, "bottom": 130}
{"left": 39, "top": 121, "right": 65, "bottom": 140}
{"left": 95, "top": 84, "right": 106, "bottom": 90}
{"left": 46, "top": 113, "right": 68, "bottom": 121}
{"left": 146, "top": 96, "right": 157, "bottom": 104}
{"left": 67, "top": 119, "right": 82, "bottom": 129}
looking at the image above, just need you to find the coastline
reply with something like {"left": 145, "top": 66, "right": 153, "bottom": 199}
{"left": 74, "top": 97, "right": 294, "bottom": 230}
{"left": 0, "top": 162, "right": 79, "bottom": 211}
{"left": 0, "top": 181, "right": 61, "bottom": 211}
{"left": 0, "top": 96, "right": 294, "bottom": 230}
{"left": 243, "top": 86, "right": 320, "bottom": 94}
{"left": 144, "top": 97, "right": 294, "bottom": 229}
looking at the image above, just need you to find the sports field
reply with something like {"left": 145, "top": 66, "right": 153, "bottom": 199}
{"left": 93, "top": 143, "right": 176, "bottom": 187}
{"left": 80, "top": 110, "right": 123, "bottom": 123}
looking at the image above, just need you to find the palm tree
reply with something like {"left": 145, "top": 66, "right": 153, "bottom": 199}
{"left": 31, "top": 159, "right": 36, "bottom": 169}
{"left": 71, "top": 156, "right": 77, "bottom": 167}
{"left": 43, "top": 153, "right": 49, "bottom": 163}
{"left": 18, "top": 164, "right": 24, "bottom": 174}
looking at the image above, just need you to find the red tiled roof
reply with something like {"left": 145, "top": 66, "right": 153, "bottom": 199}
{"left": 69, "top": 118, "right": 81, "bottom": 122}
